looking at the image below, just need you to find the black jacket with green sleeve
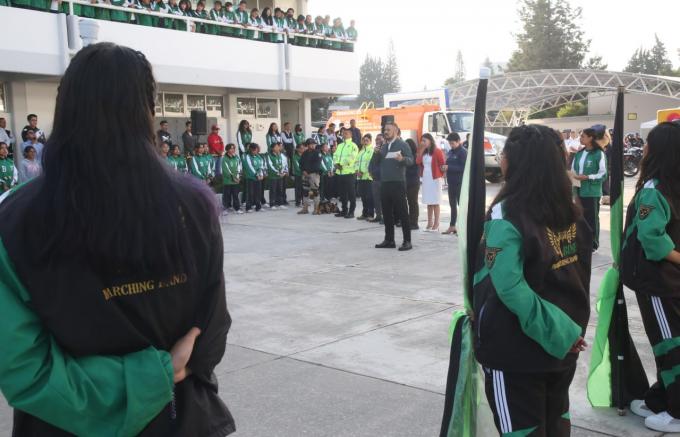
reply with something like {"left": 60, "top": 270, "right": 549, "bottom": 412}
{"left": 622, "top": 179, "right": 680, "bottom": 296}
{"left": 0, "top": 177, "right": 234, "bottom": 437}
{"left": 473, "top": 202, "right": 592, "bottom": 372}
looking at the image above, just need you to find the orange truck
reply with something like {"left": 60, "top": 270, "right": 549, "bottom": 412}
{"left": 327, "top": 104, "right": 507, "bottom": 182}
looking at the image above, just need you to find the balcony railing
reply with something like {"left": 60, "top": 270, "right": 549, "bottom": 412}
{"left": 49, "top": 1, "right": 356, "bottom": 51}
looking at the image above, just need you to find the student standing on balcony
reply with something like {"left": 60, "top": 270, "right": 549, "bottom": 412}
{"left": 305, "top": 15, "right": 317, "bottom": 47}
{"left": 271, "top": 7, "right": 287, "bottom": 43}
{"left": 174, "top": 0, "right": 191, "bottom": 31}
{"left": 246, "top": 7, "right": 263, "bottom": 40}
{"left": 193, "top": 0, "right": 209, "bottom": 33}
{"left": 134, "top": 0, "right": 154, "bottom": 28}
{"left": 0, "top": 43, "right": 234, "bottom": 437}
{"left": 151, "top": 0, "right": 169, "bottom": 27}
{"left": 293, "top": 15, "right": 307, "bottom": 45}
{"left": 330, "top": 18, "right": 346, "bottom": 50}
{"left": 234, "top": 0, "right": 248, "bottom": 37}
{"left": 344, "top": 19, "right": 357, "bottom": 51}
{"left": 167, "top": 0, "right": 183, "bottom": 29}
{"left": 209, "top": 0, "right": 224, "bottom": 35}
{"left": 260, "top": 6, "right": 273, "bottom": 34}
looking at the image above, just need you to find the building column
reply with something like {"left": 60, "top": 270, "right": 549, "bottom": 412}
{"left": 300, "top": 95, "right": 312, "bottom": 136}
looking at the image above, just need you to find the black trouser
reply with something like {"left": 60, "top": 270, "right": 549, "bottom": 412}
{"left": 483, "top": 365, "right": 575, "bottom": 437}
{"left": 636, "top": 292, "right": 680, "bottom": 417}
{"left": 322, "top": 174, "right": 337, "bottom": 201}
{"left": 338, "top": 174, "right": 356, "bottom": 214}
{"left": 246, "top": 179, "right": 262, "bottom": 211}
{"left": 372, "top": 180, "right": 382, "bottom": 218}
{"left": 381, "top": 181, "right": 411, "bottom": 243}
{"left": 294, "top": 175, "right": 303, "bottom": 205}
{"left": 357, "top": 180, "right": 374, "bottom": 217}
{"left": 579, "top": 195, "right": 600, "bottom": 250}
{"left": 260, "top": 178, "right": 267, "bottom": 204}
{"left": 222, "top": 184, "right": 241, "bottom": 211}
{"left": 406, "top": 183, "right": 419, "bottom": 227}
{"left": 281, "top": 175, "right": 289, "bottom": 203}
{"left": 447, "top": 181, "right": 462, "bottom": 227}
{"left": 269, "top": 178, "right": 284, "bottom": 206}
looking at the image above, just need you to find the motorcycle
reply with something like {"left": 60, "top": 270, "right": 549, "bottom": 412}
{"left": 623, "top": 146, "right": 643, "bottom": 177}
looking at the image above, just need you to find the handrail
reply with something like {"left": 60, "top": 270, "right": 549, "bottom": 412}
{"left": 61, "top": 0, "right": 355, "bottom": 46}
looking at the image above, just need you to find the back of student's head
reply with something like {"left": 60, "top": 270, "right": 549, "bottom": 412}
{"left": 492, "top": 124, "right": 579, "bottom": 230}
{"left": 637, "top": 122, "right": 680, "bottom": 210}
{"left": 36, "top": 42, "right": 213, "bottom": 275}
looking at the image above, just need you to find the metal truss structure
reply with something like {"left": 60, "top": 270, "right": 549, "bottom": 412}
{"left": 448, "top": 69, "right": 680, "bottom": 127}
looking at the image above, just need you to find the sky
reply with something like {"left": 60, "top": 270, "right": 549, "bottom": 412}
{"left": 310, "top": 0, "right": 680, "bottom": 92}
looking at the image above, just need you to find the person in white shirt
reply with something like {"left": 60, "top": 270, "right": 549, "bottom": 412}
{"left": 565, "top": 129, "right": 582, "bottom": 164}
{"left": 0, "top": 118, "right": 15, "bottom": 153}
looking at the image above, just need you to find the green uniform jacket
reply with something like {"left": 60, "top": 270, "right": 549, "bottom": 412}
{"left": 333, "top": 140, "right": 359, "bottom": 175}
{"left": 294, "top": 132, "right": 305, "bottom": 146}
{"left": 331, "top": 25, "right": 345, "bottom": 49}
{"left": 234, "top": 9, "right": 249, "bottom": 37}
{"left": 320, "top": 153, "right": 334, "bottom": 175}
{"left": 292, "top": 153, "right": 303, "bottom": 177}
{"left": 473, "top": 202, "right": 592, "bottom": 372}
{"left": 110, "top": 0, "right": 130, "bottom": 22}
{"left": 572, "top": 148, "right": 606, "bottom": 198}
{"left": 0, "top": 158, "right": 16, "bottom": 192}
{"left": 267, "top": 153, "right": 284, "bottom": 179}
{"left": 242, "top": 153, "right": 264, "bottom": 180}
{"left": 190, "top": 154, "right": 212, "bottom": 180}
{"left": 194, "top": 9, "right": 209, "bottom": 33}
{"left": 168, "top": 155, "right": 188, "bottom": 173}
{"left": 222, "top": 155, "right": 242, "bottom": 185}
{"left": 208, "top": 8, "right": 222, "bottom": 34}
{"left": 356, "top": 146, "right": 374, "bottom": 181}
{"left": 0, "top": 224, "right": 174, "bottom": 436}
{"left": 271, "top": 17, "right": 286, "bottom": 42}
{"left": 305, "top": 22, "right": 317, "bottom": 47}
{"left": 316, "top": 133, "right": 327, "bottom": 146}
{"left": 221, "top": 10, "right": 236, "bottom": 35}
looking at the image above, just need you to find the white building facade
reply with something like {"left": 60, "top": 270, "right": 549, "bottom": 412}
{"left": 0, "top": 2, "right": 358, "bottom": 146}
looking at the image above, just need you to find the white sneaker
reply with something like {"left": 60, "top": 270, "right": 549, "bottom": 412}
{"left": 279, "top": 205, "right": 288, "bottom": 210}
{"left": 630, "top": 399, "right": 654, "bottom": 418}
{"left": 246, "top": 210, "right": 252, "bottom": 214}
{"left": 237, "top": 210, "right": 244, "bottom": 215}
{"left": 262, "top": 204, "right": 270, "bottom": 208}
{"left": 271, "top": 206, "right": 279, "bottom": 210}
{"left": 645, "top": 411, "right": 680, "bottom": 432}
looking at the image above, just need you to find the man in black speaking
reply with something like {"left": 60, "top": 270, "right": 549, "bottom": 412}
{"left": 375, "top": 122, "right": 413, "bottom": 251}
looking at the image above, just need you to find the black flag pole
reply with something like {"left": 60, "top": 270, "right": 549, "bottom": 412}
{"left": 439, "top": 67, "right": 490, "bottom": 437}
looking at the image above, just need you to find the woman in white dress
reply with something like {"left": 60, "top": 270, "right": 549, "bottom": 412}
{"left": 416, "top": 133, "right": 446, "bottom": 232}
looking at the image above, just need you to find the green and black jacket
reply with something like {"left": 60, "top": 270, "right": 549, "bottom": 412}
{"left": 622, "top": 179, "right": 680, "bottom": 296}
{"left": 473, "top": 202, "right": 592, "bottom": 372}
{"left": 190, "top": 154, "right": 213, "bottom": 180}
{"left": 0, "top": 157, "right": 16, "bottom": 192}
{"left": 320, "top": 153, "right": 334, "bottom": 175}
{"left": 242, "top": 153, "right": 264, "bottom": 180}
{"left": 0, "top": 180, "right": 234, "bottom": 436}
{"left": 293, "top": 131, "right": 305, "bottom": 146}
{"left": 267, "top": 152, "right": 284, "bottom": 179}
{"left": 292, "top": 153, "right": 302, "bottom": 177}
{"left": 221, "top": 154, "right": 242, "bottom": 186}
{"left": 168, "top": 155, "right": 188, "bottom": 173}
{"left": 572, "top": 148, "right": 607, "bottom": 198}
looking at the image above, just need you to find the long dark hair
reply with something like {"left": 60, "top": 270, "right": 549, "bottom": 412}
{"left": 421, "top": 133, "right": 437, "bottom": 155}
{"left": 637, "top": 122, "right": 680, "bottom": 215}
{"left": 267, "top": 122, "right": 279, "bottom": 136}
{"left": 582, "top": 128, "right": 605, "bottom": 152}
{"left": 238, "top": 119, "right": 251, "bottom": 134}
{"left": 490, "top": 125, "right": 580, "bottom": 230}
{"left": 36, "top": 43, "right": 214, "bottom": 274}
{"left": 261, "top": 7, "right": 273, "bottom": 24}
{"left": 405, "top": 138, "right": 417, "bottom": 156}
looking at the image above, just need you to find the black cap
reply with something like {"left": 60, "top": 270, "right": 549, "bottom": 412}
{"left": 305, "top": 138, "right": 316, "bottom": 145}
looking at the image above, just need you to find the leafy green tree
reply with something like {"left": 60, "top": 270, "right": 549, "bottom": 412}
{"left": 649, "top": 34, "right": 674, "bottom": 76}
{"left": 507, "top": 0, "right": 590, "bottom": 71}
{"left": 359, "top": 55, "right": 385, "bottom": 105}
{"left": 383, "top": 39, "right": 401, "bottom": 94}
{"left": 557, "top": 101, "right": 588, "bottom": 118}
{"left": 584, "top": 55, "right": 608, "bottom": 71}
{"left": 624, "top": 48, "right": 652, "bottom": 74}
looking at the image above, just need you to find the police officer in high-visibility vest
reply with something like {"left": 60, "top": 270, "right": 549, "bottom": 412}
{"left": 333, "top": 129, "right": 359, "bottom": 218}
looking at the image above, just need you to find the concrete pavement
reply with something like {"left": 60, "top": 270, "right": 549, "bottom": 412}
{"left": 1, "top": 178, "right": 675, "bottom": 436}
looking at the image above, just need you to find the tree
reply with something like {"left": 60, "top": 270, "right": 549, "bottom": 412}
{"left": 557, "top": 101, "right": 588, "bottom": 118}
{"left": 359, "top": 41, "right": 401, "bottom": 106}
{"left": 624, "top": 48, "right": 652, "bottom": 74}
{"left": 443, "top": 50, "right": 466, "bottom": 86}
{"left": 507, "top": 0, "right": 590, "bottom": 72}
{"left": 311, "top": 97, "right": 338, "bottom": 123}
{"left": 649, "top": 34, "right": 673, "bottom": 76}
{"left": 584, "top": 55, "right": 608, "bottom": 71}
{"left": 359, "top": 55, "right": 385, "bottom": 105}
{"left": 383, "top": 39, "right": 401, "bottom": 94}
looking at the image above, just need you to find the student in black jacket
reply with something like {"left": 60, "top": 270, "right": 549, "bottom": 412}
{"left": 0, "top": 43, "right": 234, "bottom": 437}
{"left": 473, "top": 125, "right": 591, "bottom": 437}
{"left": 442, "top": 132, "right": 467, "bottom": 235}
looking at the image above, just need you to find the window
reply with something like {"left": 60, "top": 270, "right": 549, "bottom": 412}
{"left": 256, "top": 98, "right": 278, "bottom": 118}
{"left": 427, "top": 114, "right": 434, "bottom": 133}
{"left": 447, "top": 112, "right": 474, "bottom": 132}
{"left": 206, "top": 95, "right": 224, "bottom": 116}
{"left": 237, "top": 98, "right": 256, "bottom": 116}
{"left": 0, "top": 83, "right": 5, "bottom": 112}
{"left": 435, "top": 113, "right": 449, "bottom": 135}
{"left": 187, "top": 95, "right": 206, "bottom": 112}
{"left": 154, "top": 93, "right": 163, "bottom": 115}
{"left": 163, "top": 93, "right": 185, "bottom": 116}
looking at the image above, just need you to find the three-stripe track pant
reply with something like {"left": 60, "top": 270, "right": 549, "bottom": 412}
{"left": 483, "top": 365, "right": 575, "bottom": 437}
{"left": 635, "top": 292, "right": 680, "bottom": 418}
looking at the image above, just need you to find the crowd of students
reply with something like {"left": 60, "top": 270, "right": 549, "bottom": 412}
{"left": 0, "top": 114, "right": 49, "bottom": 191}
{"left": 3, "top": 0, "right": 357, "bottom": 50}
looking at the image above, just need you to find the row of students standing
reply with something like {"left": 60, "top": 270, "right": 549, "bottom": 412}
{"left": 6, "top": 0, "right": 357, "bottom": 49}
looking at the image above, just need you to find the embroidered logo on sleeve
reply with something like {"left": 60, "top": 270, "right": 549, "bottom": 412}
{"left": 639, "top": 204, "right": 655, "bottom": 220}
{"left": 485, "top": 247, "right": 502, "bottom": 269}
